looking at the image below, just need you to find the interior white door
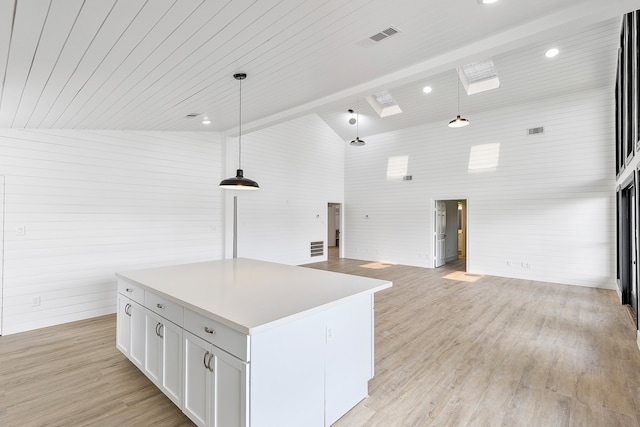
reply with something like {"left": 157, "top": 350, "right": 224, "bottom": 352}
{"left": 0, "top": 176, "right": 4, "bottom": 334}
{"left": 435, "top": 201, "right": 446, "bottom": 267}
{"left": 327, "top": 205, "right": 336, "bottom": 247}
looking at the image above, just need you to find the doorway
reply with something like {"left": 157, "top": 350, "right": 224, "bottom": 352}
{"left": 619, "top": 175, "right": 638, "bottom": 327}
{"left": 327, "top": 203, "right": 341, "bottom": 260}
{"left": 434, "top": 199, "right": 467, "bottom": 271}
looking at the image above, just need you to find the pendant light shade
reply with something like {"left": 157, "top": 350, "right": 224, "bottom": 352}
{"left": 448, "top": 71, "right": 470, "bottom": 128}
{"left": 448, "top": 115, "right": 470, "bottom": 128}
{"left": 219, "top": 73, "right": 260, "bottom": 190}
{"left": 350, "top": 103, "right": 365, "bottom": 146}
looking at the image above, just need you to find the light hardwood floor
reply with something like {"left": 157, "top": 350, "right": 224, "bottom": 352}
{"left": 2, "top": 257, "right": 640, "bottom": 426}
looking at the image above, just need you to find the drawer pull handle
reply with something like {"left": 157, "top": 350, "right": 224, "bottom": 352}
{"left": 156, "top": 303, "right": 165, "bottom": 309}
{"left": 126, "top": 288, "right": 133, "bottom": 292}
{"left": 204, "top": 326, "right": 216, "bottom": 335}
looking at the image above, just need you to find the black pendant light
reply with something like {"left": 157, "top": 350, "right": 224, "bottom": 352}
{"left": 219, "top": 73, "right": 260, "bottom": 190}
{"left": 350, "top": 102, "right": 365, "bottom": 146}
{"left": 448, "top": 70, "right": 470, "bottom": 128}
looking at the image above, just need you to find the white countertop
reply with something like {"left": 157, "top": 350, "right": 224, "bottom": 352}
{"left": 116, "top": 258, "right": 392, "bottom": 335}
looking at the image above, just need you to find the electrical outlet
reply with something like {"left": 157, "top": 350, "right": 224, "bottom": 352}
{"left": 16, "top": 225, "right": 25, "bottom": 236}
{"left": 32, "top": 296, "right": 41, "bottom": 307}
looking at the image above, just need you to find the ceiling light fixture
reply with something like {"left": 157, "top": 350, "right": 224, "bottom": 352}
{"left": 350, "top": 102, "right": 365, "bottom": 146}
{"left": 348, "top": 109, "right": 357, "bottom": 125}
{"left": 219, "top": 73, "right": 260, "bottom": 190}
{"left": 477, "top": 0, "right": 498, "bottom": 3}
{"left": 422, "top": 86, "right": 432, "bottom": 94}
{"left": 545, "top": 48, "right": 559, "bottom": 58}
{"left": 448, "top": 70, "right": 470, "bottom": 128}
{"left": 202, "top": 117, "right": 211, "bottom": 124}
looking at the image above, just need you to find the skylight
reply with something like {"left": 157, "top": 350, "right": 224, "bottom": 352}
{"left": 366, "top": 90, "right": 403, "bottom": 118}
{"left": 458, "top": 59, "right": 500, "bottom": 95}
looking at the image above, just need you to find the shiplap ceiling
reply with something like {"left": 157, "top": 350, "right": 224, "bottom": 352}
{"left": 0, "top": 0, "right": 636, "bottom": 138}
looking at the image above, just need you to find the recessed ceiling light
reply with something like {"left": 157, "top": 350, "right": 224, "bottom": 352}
{"left": 545, "top": 48, "right": 559, "bottom": 58}
{"left": 477, "top": 0, "right": 498, "bottom": 4}
{"left": 202, "top": 117, "right": 211, "bottom": 124}
{"left": 422, "top": 86, "right": 432, "bottom": 94}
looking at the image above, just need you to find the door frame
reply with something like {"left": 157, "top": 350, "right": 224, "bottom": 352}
{"left": 619, "top": 171, "right": 639, "bottom": 328}
{"left": 431, "top": 196, "right": 469, "bottom": 270}
{"left": 327, "top": 202, "right": 343, "bottom": 259}
{"left": 0, "top": 176, "right": 5, "bottom": 335}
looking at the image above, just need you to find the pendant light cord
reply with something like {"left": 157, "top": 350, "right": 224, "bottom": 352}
{"left": 356, "top": 101, "right": 359, "bottom": 137}
{"left": 238, "top": 76, "right": 242, "bottom": 170}
{"left": 456, "top": 73, "right": 460, "bottom": 115}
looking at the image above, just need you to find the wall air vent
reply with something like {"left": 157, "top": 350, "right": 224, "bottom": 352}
{"left": 527, "top": 126, "right": 544, "bottom": 135}
{"left": 357, "top": 27, "right": 401, "bottom": 48}
{"left": 310, "top": 241, "right": 324, "bottom": 257}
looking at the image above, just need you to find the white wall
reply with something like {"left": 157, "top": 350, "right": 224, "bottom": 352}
{"left": 344, "top": 88, "right": 616, "bottom": 289}
{"left": 223, "top": 114, "right": 345, "bottom": 266}
{"left": 0, "top": 129, "right": 222, "bottom": 334}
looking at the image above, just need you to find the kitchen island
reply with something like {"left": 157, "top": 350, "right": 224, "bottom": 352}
{"left": 115, "top": 258, "right": 392, "bottom": 427}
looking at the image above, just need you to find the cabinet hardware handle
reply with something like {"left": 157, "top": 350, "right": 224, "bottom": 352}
{"left": 207, "top": 353, "right": 214, "bottom": 372}
{"left": 125, "top": 303, "right": 131, "bottom": 316}
{"left": 204, "top": 326, "right": 216, "bottom": 335}
{"left": 126, "top": 288, "right": 133, "bottom": 292}
{"left": 156, "top": 322, "right": 164, "bottom": 338}
{"left": 203, "top": 351, "right": 210, "bottom": 369}
{"left": 156, "top": 303, "right": 165, "bottom": 309}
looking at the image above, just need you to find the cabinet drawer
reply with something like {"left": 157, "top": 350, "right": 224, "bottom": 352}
{"left": 184, "top": 309, "right": 249, "bottom": 362}
{"left": 117, "top": 279, "right": 144, "bottom": 305}
{"left": 145, "top": 291, "right": 183, "bottom": 327}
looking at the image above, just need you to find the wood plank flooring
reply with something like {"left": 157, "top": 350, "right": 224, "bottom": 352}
{"left": 2, "top": 256, "right": 640, "bottom": 426}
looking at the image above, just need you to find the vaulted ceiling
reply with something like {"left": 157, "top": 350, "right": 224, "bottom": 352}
{"left": 0, "top": 0, "right": 636, "bottom": 140}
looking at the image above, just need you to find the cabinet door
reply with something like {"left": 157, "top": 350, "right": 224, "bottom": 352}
{"left": 183, "top": 331, "right": 212, "bottom": 427}
{"left": 211, "top": 346, "right": 248, "bottom": 427}
{"left": 161, "top": 317, "right": 183, "bottom": 407}
{"left": 130, "top": 301, "right": 146, "bottom": 369}
{"left": 116, "top": 295, "right": 132, "bottom": 356}
{"left": 145, "top": 310, "right": 162, "bottom": 385}
{"left": 146, "top": 310, "right": 183, "bottom": 407}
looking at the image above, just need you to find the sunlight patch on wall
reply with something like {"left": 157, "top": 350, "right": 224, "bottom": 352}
{"left": 468, "top": 143, "right": 500, "bottom": 173}
{"left": 387, "top": 155, "right": 409, "bottom": 180}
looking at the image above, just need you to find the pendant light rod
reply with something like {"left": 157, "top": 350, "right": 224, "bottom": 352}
{"left": 235, "top": 72, "right": 245, "bottom": 170}
{"left": 219, "top": 72, "right": 260, "bottom": 190}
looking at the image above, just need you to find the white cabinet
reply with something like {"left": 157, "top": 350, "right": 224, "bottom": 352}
{"left": 116, "top": 259, "right": 390, "bottom": 427}
{"left": 116, "top": 294, "right": 145, "bottom": 369}
{"left": 145, "top": 309, "right": 183, "bottom": 407}
{"left": 183, "top": 331, "right": 248, "bottom": 427}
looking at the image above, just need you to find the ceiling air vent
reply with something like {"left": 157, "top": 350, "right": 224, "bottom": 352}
{"left": 527, "top": 126, "right": 544, "bottom": 135}
{"left": 357, "top": 27, "right": 401, "bottom": 48}
{"left": 185, "top": 113, "right": 200, "bottom": 118}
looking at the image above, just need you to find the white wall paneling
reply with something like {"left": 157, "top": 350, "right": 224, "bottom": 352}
{"left": 344, "top": 88, "right": 616, "bottom": 289}
{"left": 0, "top": 129, "right": 222, "bottom": 335}
{"left": 223, "top": 114, "right": 345, "bottom": 266}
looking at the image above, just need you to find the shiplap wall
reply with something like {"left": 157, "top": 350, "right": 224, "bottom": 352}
{"left": 223, "top": 114, "right": 344, "bottom": 265}
{"left": 0, "top": 129, "right": 221, "bottom": 335}
{"left": 345, "top": 88, "right": 616, "bottom": 289}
